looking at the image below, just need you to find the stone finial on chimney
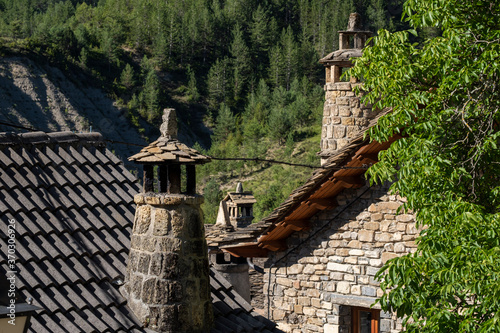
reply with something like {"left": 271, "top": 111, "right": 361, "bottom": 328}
{"left": 160, "top": 108, "right": 178, "bottom": 139}
{"left": 318, "top": 14, "right": 377, "bottom": 164}
{"left": 124, "top": 108, "right": 213, "bottom": 332}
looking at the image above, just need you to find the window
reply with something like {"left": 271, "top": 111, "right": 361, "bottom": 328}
{"left": 352, "top": 307, "right": 379, "bottom": 333}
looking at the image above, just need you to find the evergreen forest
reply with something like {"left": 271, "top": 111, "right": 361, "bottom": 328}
{"left": 0, "top": 0, "right": 405, "bottom": 222}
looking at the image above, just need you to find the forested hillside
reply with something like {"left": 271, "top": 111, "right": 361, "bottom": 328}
{"left": 0, "top": 0, "right": 404, "bottom": 222}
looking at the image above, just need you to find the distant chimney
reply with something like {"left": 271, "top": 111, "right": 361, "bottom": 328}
{"left": 123, "top": 109, "right": 213, "bottom": 332}
{"left": 318, "top": 13, "right": 376, "bottom": 164}
{"left": 215, "top": 182, "right": 256, "bottom": 229}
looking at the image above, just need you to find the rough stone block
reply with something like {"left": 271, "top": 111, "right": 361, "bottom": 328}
{"left": 303, "top": 307, "right": 316, "bottom": 316}
{"left": 344, "top": 257, "right": 357, "bottom": 264}
{"left": 407, "top": 223, "right": 418, "bottom": 234}
{"left": 378, "top": 202, "right": 402, "bottom": 212}
{"left": 347, "top": 240, "right": 362, "bottom": 248}
{"left": 334, "top": 126, "right": 346, "bottom": 138}
{"left": 396, "top": 214, "right": 414, "bottom": 222}
{"left": 327, "top": 262, "right": 352, "bottom": 273}
{"left": 338, "top": 105, "right": 351, "bottom": 115}
{"left": 303, "top": 264, "right": 316, "bottom": 274}
{"left": 341, "top": 118, "right": 354, "bottom": 125}
{"left": 358, "top": 230, "right": 374, "bottom": 242}
{"left": 349, "top": 249, "right": 364, "bottom": 256}
{"left": 277, "top": 278, "right": 293, "bottom": 287}
{"left": 370, "top": 259, "right": 383, "bottom": 267}
{"left": 134, "top": 205, "right": 151, "bottom": 234}
{"left": 298, "top": 297, "right": 311, "bottom": 305}
{"left": 312, "top": 298, "right": 321, "bottom": 308}
{"left": 351, "top": 285, "right": 361, "bottom": 295}
{"left": 336, "top": 82, "right": 352, "bottom": 90}
{"left": 324, "top": 324, "right": 339, "bottom": 333}
{"left": 362, "top": 286, "right": 377, "bottom": 297}
{"left": 381, "top": 252, "right": 399, "bottom": 264}
{"left": 337, "top": 281, "right": 351, "bottom": 294}
{"left": 288, "top": 264, "right": 304, "bottom": 274}
{"left": 375, "top": 233, "right": 392, "bottom": 242}
{"left": 366, "top": 266, "right": 379, "bottom": 276}
{"left": 394, "top": 243, "right": 406, "bottom": 253}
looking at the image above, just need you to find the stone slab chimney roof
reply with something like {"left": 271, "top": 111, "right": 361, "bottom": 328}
{"left": 128, "top": 109, "right": 210, "bottom": 165}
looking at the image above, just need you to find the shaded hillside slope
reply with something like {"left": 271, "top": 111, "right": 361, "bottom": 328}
{"left": 0, "top": 56, "right": 152, "bottom": 167}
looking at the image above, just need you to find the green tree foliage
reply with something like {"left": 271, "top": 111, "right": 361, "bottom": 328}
{"left": 202, "top": 178, "right": 223, "bottom": 223}
{"left": 186, "top": 64, "right": 200, "bottom": 102}
{"left": 351, "top": 0, "right": 500, "bottom": 331}
{"left": 207, "top": 57, "right": 232, "bottom": 110}
{"left": 120, "top": 63, "right": 135, "bottom": 90}
{"left": 213, "top": 103, "right": 237, "bottom": 143}
{"left": 230, "top": 23, "right": 251, "bottom": 102}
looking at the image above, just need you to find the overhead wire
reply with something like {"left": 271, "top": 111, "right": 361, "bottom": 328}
{"left": 0, "top": 120, "right": 370, "bottom": 170}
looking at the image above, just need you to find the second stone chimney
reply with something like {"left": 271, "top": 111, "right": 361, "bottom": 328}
{"left": 215, "top": 182, "right": 256, "bottom": 229}
{"left": 318, "top": 13, "right": 377, "bottom": 164}
{"left": 123, "top": 109, "right": 213, "bottom": 332}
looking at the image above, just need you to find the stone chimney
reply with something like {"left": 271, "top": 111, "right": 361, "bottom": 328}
{"left": 123, "top": 109, "right": 213, "bottom": 332}
{"left": 318, "top": 13, "right": 377, "bottom": 164}
{"left": 215, "top": 182, "right": 256, "bottom": 229}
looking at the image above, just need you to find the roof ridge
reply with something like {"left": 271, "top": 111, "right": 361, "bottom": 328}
{"left": 0, "top": 131, "right": 105, "bottom": 147}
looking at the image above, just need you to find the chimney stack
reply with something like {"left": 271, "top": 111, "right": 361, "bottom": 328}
{"left": 123, "top": 109, "right": 213, "bottom": 332}
{"left": 318, "top": 13, "right": 377, "bottom": 164}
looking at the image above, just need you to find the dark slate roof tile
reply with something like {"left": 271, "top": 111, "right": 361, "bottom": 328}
{"left": 80, "top": 146, "right": 100, "bottom": 165}
{"left": 105, "top": 148, "right": 122, "bottom": 164}
{"left": 8, "top": 147, "right": 27, "bottom": 166}
{"left": 76, "top": 184, "right": 99, "bottom": 208}
{"left": 0, "top": 169, "right": 16, "bottom": 190}
{"left": 54, "top": 311, "right": 83, "bottom": 333}
{"left": 12, "top": 211, "right": 32, "bottom": 237}
{"left": 44, "top": 146, "right": 64, "bottom": 165}
{"left": 80, "top": 164, "right": 105, "bottom": 184}
{"left": 81, "top": 206, "right": 106, "bottom": 230}
{"left": 0, "top": 149, "right": 14, "bottom": 167}
{"left": 88, "top": 183, "right": 110, "bottom": 206}
{"left": 13, "top": 187, "right": 36, "bottom": 212}
{"left": 57, "top": 146, "right": 77, "bottom": 165}
{"left": 70, "top": 164, "right": 93, "bottom": 185}
{"left": 119, "top": 163, "right": 139, "bottom": 183}
{"left": 83, "top": 308, "right": 110, "bottom": 332}
{"left": 9, "top": 166, "right": 31, "bottom": 188}
{"left": 103, "top": 163, "right": 127, "bottom": 184}
{"left": 2, "top": 190, "right": 23, "bottom": 212}
{"left": 65, "top": 186, "right": 88, "bottom": 208}
{"left": 32, "top": 147, "right": 52, "bottom": 166}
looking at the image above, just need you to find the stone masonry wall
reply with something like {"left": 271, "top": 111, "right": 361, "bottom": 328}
{"left": 264, "top": 183, "right": 418, "bottom": 333}
{"left": 320, "top": 82, "right": 378, "bottom": 161}
{"left": 122, "top": 193, "right": 213, "bottom": 333}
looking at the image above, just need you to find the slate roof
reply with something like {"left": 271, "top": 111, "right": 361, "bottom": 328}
{"left": 0, "top": 131, "right": 143, "bottom": 333}
{"left": 0, "top": 130, "right": 281, "bottom": 333}
{"left": 210, "top": 269, "right": 281, "bottom": 333}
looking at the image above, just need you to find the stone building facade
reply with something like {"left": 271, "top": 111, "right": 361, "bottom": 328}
{"left": 263, "top": 183, "right": 417, "bottom": 332}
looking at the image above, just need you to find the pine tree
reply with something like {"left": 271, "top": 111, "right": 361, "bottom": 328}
{"left": 207, "top": 57, "right": 232, "bottom": 110}
{"left": 186, "top": 65, "right": 200, "bottom": 102}
{"left": 230, "top": 24, "right": 251, "bottom": 102}
{"left": 120, "top": 63, "right": 135, "bottom": 90}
